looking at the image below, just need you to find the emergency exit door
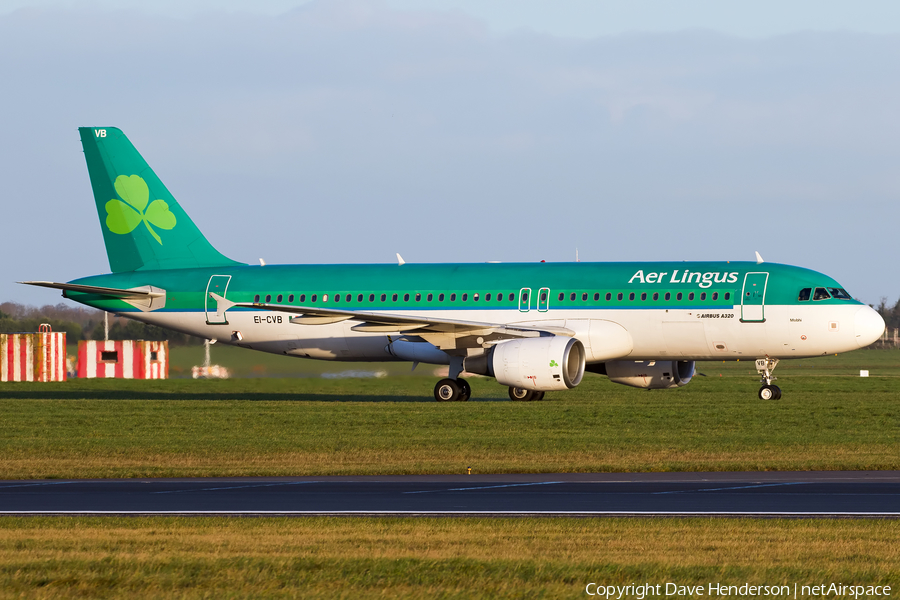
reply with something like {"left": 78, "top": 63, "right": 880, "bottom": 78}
{"left": 740, "top": 272, "right": 768, "bottom": 323}
{"left": 205, "top": 275, "right": 232, "bottom": 325}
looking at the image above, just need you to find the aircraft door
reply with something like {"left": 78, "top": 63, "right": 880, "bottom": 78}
{"left": 205, "top": 275, "right": 232, "bottom": 325}
{"left": 519, "top": 288, "right": 531, "bottom": 312}
{"left": 740, "top": 272, "right": 768, "bottom": 323}
{"left": 538, "top": 287, "right": 550, "bottom": 312}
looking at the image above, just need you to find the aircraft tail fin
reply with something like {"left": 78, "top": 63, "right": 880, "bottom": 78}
{"left": 79, "top": 127, "right": 245, "bottom": 272}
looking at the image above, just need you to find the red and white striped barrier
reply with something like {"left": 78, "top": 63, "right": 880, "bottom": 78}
{"left": 1, "top": 332, "right": 67, "bottom": 382}
{"left": 77, "top": 340, "right": 168, "bottom": 379}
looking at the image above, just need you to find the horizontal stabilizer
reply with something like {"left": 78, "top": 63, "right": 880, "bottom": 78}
{"left": 20, "top": 281, "right": 166, "bottom": 311}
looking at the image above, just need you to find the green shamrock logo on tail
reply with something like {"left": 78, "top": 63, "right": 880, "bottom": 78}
{"left": 105, "top": 175, "right": 176, "bottom": 244}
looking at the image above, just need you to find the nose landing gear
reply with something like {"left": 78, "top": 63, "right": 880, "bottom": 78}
{"left": 756, "top": 357, "right": 782, "bottom": 400}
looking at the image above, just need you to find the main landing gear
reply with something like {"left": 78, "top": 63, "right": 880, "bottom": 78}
{"left": 508, "top": 387, "right": 545, "bottom": 402}
{"left": 434, "top": 378, "right": 471, "bottom": 402}
{"left": 756, "top": 357, "right": 782, "bottom": 400}
{"left": 433, "top": 356, "right": 471, "bottom": 402}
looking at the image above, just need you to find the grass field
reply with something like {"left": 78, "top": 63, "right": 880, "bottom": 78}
{"left": 1, "top": 350, "right": 898, "bottom": 598}
{"left": 0, "top": 348, "right": 898, "bottom": 478}
{"left": 0, "top": 517, "right": 897, "bottom": 599}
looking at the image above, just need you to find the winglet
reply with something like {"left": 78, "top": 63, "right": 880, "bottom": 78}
{"left": 396, "top": 253, "right": 406, "bottom": 266}
{"left": 755, "top": 251, "right": 764, "bottom": 264}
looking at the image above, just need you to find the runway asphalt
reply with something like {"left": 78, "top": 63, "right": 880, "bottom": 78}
{"left": 1, "top": 471, "right": 898, "bottom": 517}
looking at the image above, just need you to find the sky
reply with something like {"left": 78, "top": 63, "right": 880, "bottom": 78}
{"left": 1, "top": 0, "right": 899, "bottom": 308}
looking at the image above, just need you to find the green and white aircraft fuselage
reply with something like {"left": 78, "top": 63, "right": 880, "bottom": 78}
{"left": 24, "top": 128, "right": 886, "bottom": 402}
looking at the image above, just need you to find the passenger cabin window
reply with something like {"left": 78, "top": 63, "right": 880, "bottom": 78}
{"left": 254, "top": 294, "right": 260, "bottom": 303}
{"left": 334, "top": 294, "right": 340, "bottom": 302}
{"left": 358, "top": 294, "right": 364, "bottom": 302}
{"left": 369, "top": 294, "right": 375, "bottom": 302}
{"left": 664, "top": 292, "right": 671, "bottom": 301}
{"left": 427, "top": 293, "right": 433, "bottom": 302}
{"left": 640, "top": 292, "right": 647, "bottom": 301}
{"left": 711, "top": 292, "right": 718, "bottom": 301}
{"left": 486, "top": 293, "right": 492, "bottom": 301}
{"left": 688, "top": 292, "right": 695, "bottom": 301}
{"left": 451, "top": 293, "right": 457, "bottom": 301}
{"left": 594, "top": 293, "right": 600, "bottom": 301}
{"left": 617, "top": 293, "right": 623, "bottom": 301}
{"left": 582, "top": 292, "right": 588, "bottom": 301}
{"left": 439, "top": 293, "right": 444, "bottom": 301}
{"left": 462, "top": 293, "right": 468, "bottom": 301}
{"left": 276, "top": 294, "right": 283, "bottom": 303}
{"left": 497, "top": 293, "right": 503, "bottom": 303}
{"left": 652, "top": 292, "right": 658, "bottom": 301}
{"left": 605, "top": 293, "right": 611, "bottom": 301}
{"left": 700, "top": 292, "right": 706, "bottom": 300}
{"left": 724, "top": 292, "right": 730, "bottom": 301}
{"left": 629, "top": 293, "right": 635, "bottom": 301}
{"left": 508, "top": 293, "right": 515, "bottom": 301}
{"left": 392, "top": 294, "right": 398, "bottom": 302}
{"left": 829, "top": 287, "right": 852, "bottom": 300}
{"left": 380, "top": 294, "right": 386, "bottom": 301}
{"left": 798, "top": 288, "right": 811, "bottom": 301}
{"left": 415, "top": 293, "right": 421, "bottom": 302}
{"left": 346, "top": 294, "right": 351, "bottom": 302}
{"left": 559, "top": 292, "right": 565, "bottom": 301}
{"left": 541, "top": 292, "right": 548, "bottom": 302}
{"left": 265, "top": 294, "right": 271, "bottom": 303}
{"left": 288, "top": 294, "right": 294, "bottom": 303}
{"left": 300, "top": 294, "right": 306, "bottom": 302}
{"left": 676, "top": 292, "right": 683, "bottom": 301}
{"left": 570, "top": 293, "right": 576, "bottom": 301}
{"left": 311, "top": 294, "right": 318, "bottom": 302}
{"left": 404, "top": 293, "right": 410, "bottom": 302}
{"left": 813, "top": 287, "right": 831, "bottom": 301}
{"left": 473, "top": 293, "right": 479, "bottom": 301}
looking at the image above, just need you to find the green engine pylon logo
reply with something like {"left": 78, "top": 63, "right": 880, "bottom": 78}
{"left": 549, "top": 360, "right": 559, "bottom": 367}
{"left": 105, "top": 175, "right": 176, "bottom": 244}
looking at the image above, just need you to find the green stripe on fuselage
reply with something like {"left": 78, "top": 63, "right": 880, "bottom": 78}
{"left": 63, "top": 261, "right": 860, "bottom": 314}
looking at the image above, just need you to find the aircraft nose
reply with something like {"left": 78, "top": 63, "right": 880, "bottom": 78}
{"left": 854, "top": 305, "right": 885, "bottom": 348}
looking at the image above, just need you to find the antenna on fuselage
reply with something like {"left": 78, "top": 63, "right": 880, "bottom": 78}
{"left": 396, "top": 253, "right": 406, "bottom": 266}
{"left": 576, "top": 248, "right": 580, "bottom": 262}
{"left": 755, "top": 251, "right": 764, "bottom": 264}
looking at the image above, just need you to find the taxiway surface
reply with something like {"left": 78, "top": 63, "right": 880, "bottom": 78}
{"left": 1, "top": 471, "right": 898, "bottom": 517}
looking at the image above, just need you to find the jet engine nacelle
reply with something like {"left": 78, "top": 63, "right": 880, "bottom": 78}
{"left": 465, "top": 336, "right": 586, "bottom": 391}
{"left": 605, "top": 360, "right": 695, "bottom": 389}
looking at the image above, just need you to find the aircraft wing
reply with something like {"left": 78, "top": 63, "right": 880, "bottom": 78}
{"left": 215, "top": 294, "right": 574, "bottom": 351}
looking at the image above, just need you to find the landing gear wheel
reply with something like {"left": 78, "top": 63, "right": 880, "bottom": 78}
{"left": 532, "top": 391, "right": 545, "bottom": 402}
{"left": 758, "top": 384, "right": 781, "bottom": 400}
{"left": 508, "top": 386, "right": 535, "bottom": 402}
{"left": 434, "top": 378, "right": 460, "bottom": 402}
{"left": 457, "top": 378, "right": 471, "bottom": 402}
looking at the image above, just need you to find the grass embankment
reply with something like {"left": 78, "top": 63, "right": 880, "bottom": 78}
{"left": 0, "top": 348, "right": 898, "bottom": 478}
{"left": 0, "top": 517, "right": 897, "bottom": 599}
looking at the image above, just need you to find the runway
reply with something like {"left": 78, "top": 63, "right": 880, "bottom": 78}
{"left": 1, "top": 471, "right": 898, "bottom": 517}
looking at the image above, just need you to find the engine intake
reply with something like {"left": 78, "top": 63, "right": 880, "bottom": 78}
{"left": 604, "top": 360, "right": 695, "bottom": 389}
{"left": 465, "top": 336, "right": 585, "bottom": 391}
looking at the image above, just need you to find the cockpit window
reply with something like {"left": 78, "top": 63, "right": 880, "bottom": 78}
{"left": 828, "top": 288, "right": 852, "bottom": 300}
{"left": 813, "top": 287, "right": 831, "bottom": 301}
{"left": 798, "top": 288, "right": 811, "bottom": 301}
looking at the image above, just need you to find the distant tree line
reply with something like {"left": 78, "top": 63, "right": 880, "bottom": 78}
{"left": 874, "top": 298, "right": 900, "bottom": 334}
{"left": 0, "top": 302, "right": 203, "bottom": 346}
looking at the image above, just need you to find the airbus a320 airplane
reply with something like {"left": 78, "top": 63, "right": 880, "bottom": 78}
{"left": 24, "top": 128, "right": 886, "bottom": 401}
